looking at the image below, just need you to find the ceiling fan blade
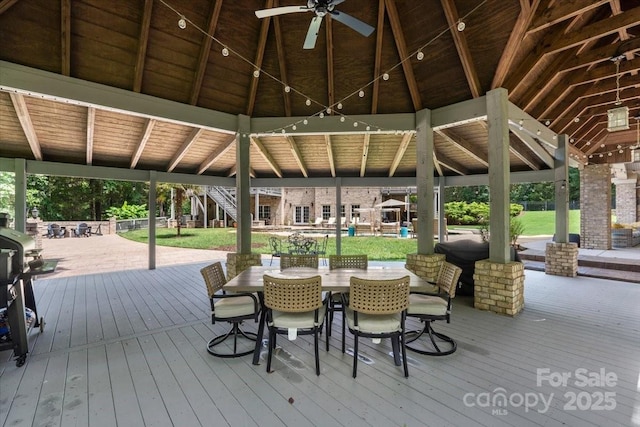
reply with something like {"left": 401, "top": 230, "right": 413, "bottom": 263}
{"left": 330, "top": 0, "right": 346, "bottom": 6}
{"left": 304, "top": 16, "right": 323, "bottom": 50}
{"left": 255, "top": 6, "right": 310, "bottom": 19}
{"left": 330, "top": 10, "right": 374, "bottom": 37}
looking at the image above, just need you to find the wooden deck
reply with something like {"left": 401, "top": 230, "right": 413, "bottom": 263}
{"left": 1, "top": 264, "right": 639, "bottom": 427}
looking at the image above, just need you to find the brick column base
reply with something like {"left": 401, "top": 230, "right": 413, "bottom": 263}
{"left": 545, "top": 242, "right": 578, "bottom": 277}
{"left": 474, "top": 260, "right": 525, "bottom": 316}
{"left": 405, "top": 253, "right": 446, "bottom": 282}
{"left": 226, "top": 252, "right": 262, "bottom": 280}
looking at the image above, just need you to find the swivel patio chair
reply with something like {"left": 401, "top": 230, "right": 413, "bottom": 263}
{"left": 201, "top": 262, "right": 260, "bottom": 358}
{"left": 328, "top": 254, "right": 368, "bottom": 352}
{"left": 345, "top": 275, "right": 410, "bottom": 378}
{"left": 280, "top": 254, "right": 319, "bottom": 269}
{"left": 263, "top": 274, "right": 328, "bottom": 375}
{"left": 405, "top": 261, "right": 462, "bottom": 356}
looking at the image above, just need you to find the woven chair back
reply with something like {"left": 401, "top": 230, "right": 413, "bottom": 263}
{"left": 280, "top": 254, "right": 319, "bottom": 269}
{"left": 349, "top": 276, "right": 410, "bottom": 314}
{"left": 200, "top": 262, "right": 227, "bottom": 298}
{"left": 263, "top": 274, "right": 323, "bottom": 312}
{"left": 436, "top": 262, "right": 462, "bottom": 298}
{"left": 329, "top": 254, "right": 368, "bottom": 270}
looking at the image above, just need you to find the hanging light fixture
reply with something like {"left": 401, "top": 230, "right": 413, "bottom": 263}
{"left": 178, "top": 16, "right": 187, "bottom": 29}
{"left": 607, "top": 55, "right": 629, "bottom": 132}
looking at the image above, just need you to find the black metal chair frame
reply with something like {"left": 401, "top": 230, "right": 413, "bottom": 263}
{"left": 268, "top": 236, "right": 283, "bottom": 266}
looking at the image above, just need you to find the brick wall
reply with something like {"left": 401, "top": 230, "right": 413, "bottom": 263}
{"left": 580, "top": 164, "right": 611, "bottom": 249}
{"left": 283, "top": 187, "right": 380, "bottom": 225}
{"left": 545, "top": 242, "right": 578, "bottom": 277}
{"left": 474, "top": 260, "right": 525, "bottom": 316}
{"left": 613, "top": 180, "right": 637, "bottom": 225}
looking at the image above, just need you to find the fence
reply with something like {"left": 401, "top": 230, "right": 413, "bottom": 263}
{"left": 518, "top": 201, "right": 581, "bottom": 211}
{"left": 116, "top": 217, "right": 168, "bottom": 232}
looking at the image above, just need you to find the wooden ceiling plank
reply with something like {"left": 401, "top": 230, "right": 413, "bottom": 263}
{"left": 246, "top": 0, "right": 274, "bottom": 116}
{"left": 326, "top": 16, "right": 335, "bottom": 114}
{"left": 285, "top": 135, "right": 308, "bottom": 177}
{"left": 0, "top": 0, "right": 18, "bottom": 15}
{"left": 167, "top": 128, "right": 204, "bottom": 172}
{"left": 440, "top": 0, "right": 482, "bottom": 98}
{"left": 61, "top": 0, "right": 71, "bottom": 76}
{"left": 197, "top": 134, "right": 236, "bottom": 175}
{"left": 325, "top": 135, "right": 336, "bottom": 177}
{"left": 133, "top": 0, "right": 153, "bottom": 93}
{"left": 130, "top": 119, "right": 155, "bottom": 169}
{"left": 435, "top": 129, "right": 488, "bottom": 167}
{"left": 250, "top": 136, "right": 282, "bottom": 177}
{"left": 273, "top": 3, "right": 292, "bottom": 117}
{"left": 388, "top": 132, "right": 412, "bottom": 177}
{"left": 371, "top": 0, "right": 386, "bottom": 114}
{"left": 528, "top": 0, "right": 609, "bottom": 33}
{"left": 86, "top": 107, "right": 95, "bottom": 166}
{"left": 559, "top": 37, "right": 640, "bottom": 74}
{"left": 9, "top": 93, "right": 42, "bottom": 160}
{"left": 384, "top": 0, "right": 422, "bottom": 110}
{"left": 190, "top": 0, "right": 223, "bottom": 104}
{"left": 492, "top": 0, "right": 542, "bottom": 88}
{"left": 360, "top": 134, "right": 370, "bottom": 177}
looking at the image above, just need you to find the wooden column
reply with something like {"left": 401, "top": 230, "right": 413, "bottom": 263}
{"left": 148, "top": 170, "right": 156, "bottom": 270}
{"left": 554, "top": 134, "right": 569, "bottom": 243}
{"left": 416, "top": 108, "right": 434, "bottom": 255}
{"left": 236, "top": 115, "right": 251, "bottom": 254}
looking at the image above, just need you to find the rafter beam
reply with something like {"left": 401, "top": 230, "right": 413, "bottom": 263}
{"left": 559, "top": 37, "right": 640, "bottom": 74}
{"left": 508, "top": 124, "right": 554, "bottom": 167}
{"left": 227, "top": 164, "right": 256, "bottom": 178}
{"left": 437, "top": 154, "right": 469, "bottom": 176}
{"left": 273, "top": 2, "right": 292, "bottom": 117}
{"left": 436, "top": 129, "right": 488, "bottom": 166}
{"left": 508, "top": 135, "right": 540, "bottom": 170}
{"left": 0, "top": 0, "right": 18, "bottom": 15}
{"left": 389, "top": 132, "right": 412, "bottom": 176}
{"left": 432, "top": 151, "right": 444, "bottom": 177}
{"left": 250, "top": 136, "right": 282, "bottom": 177}
{"left": 61, "top": 0, "right": 71, "bottom": 76}
{"left": 371, "top": 0, "right": 386, "bottom": 114}
{"left": 385, "top": 0, "right": 422, "bottom": 110}
{"left": 86, "top": 107, "right": 95, "bottom": 165}
{"left": 528, "top": 0, "right": 609, "bottom": 33}
{"left": 10, "top": 93, "right": 42, "bottom": 160}
{"left": 325, "top": 134, "right": 336, "bottom": 177}
{"left": 130, "top": 119, "right": 155, "bottom": 169}
{"left": 133, "top": 0, "right": 153, "bottom": 93}
{"left": 440, "top": 0, "right": 482, "bottom": 98}
{"left": 246, "top": 0, "right": 273, "bottom": 115}
{"left": 360, "top": 133, "right": 370, "bottom": 177}
{"left": 285, "top": 135, "right": 308, "bottom": 177}
{"left": 189, "top": 0, "right": 222, "bottom": 104}
{"left": 167, "top": 128, "right": 204, "bottom": 172}
{"left": 609, "top": 0, "right": 636, "bottom": 65}
{"left": 197, "top": 134, "right": 236, "bottom": 175}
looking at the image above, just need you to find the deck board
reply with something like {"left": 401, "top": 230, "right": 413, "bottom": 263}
{"left": 1, "top": 264, "right": 639, "bottom": 427}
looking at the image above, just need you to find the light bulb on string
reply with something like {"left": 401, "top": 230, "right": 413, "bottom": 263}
{"left": 586, "top": 141, "right": 591, "bottom": 145}
{"left": 281, "top": 129, "right": 285, "bottom": 134}
{"left": 340, "top": 116, "right": 345, "bottom": 122}
{"left": 305, "top": 98, "right": 311, "bottom": 106}
{"left": 253, "top": 69, "right": 260, "bottom": 78}
{"left": 319, "top": 112, "right": 324, "bottom": 118}
{"left": 303, "top": 119, "right": 308, "bottom": 125}
{"left": 382, "top": 73, "right": 389, "bottom": 81}
{"left": 337, "top": 102, "right": 343, "bottom": 110}
{"left": 284, "top": 85, "right": 291, "bottom": 93}
{"left": 545, "top": 120, "right": 550, "bottom": 126}
{"left": 292, "top": 125, "right": 297, "bottom": 130}
{"left": 366, "top": 126, "right": 371, "bottom": 131}
{"left": 358, "top": 90, "right": 365, "bottom": 98}
{"left": 326, "top": 107, "right": 331, "bottom": 114}
{"left": 456, "top": 20, "right": 466, "bottom": 31}
{"left": 574, "top": 117, "right": 580, "bottom": 123}
{"left": 353, "top": 122, "right": 358, "bottom": 127}
{"left": 178, "top": 16, "right": 187, "bottom": 29}
{"left": 416, "top": 51, "right": 424, "bottom": 61}
{"left": 221, "top": 47, "right": 229, "bottom": 57}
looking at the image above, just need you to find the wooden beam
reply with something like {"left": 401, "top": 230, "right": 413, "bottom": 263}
{"left": 273, "top": 2, "right": 292, "bottom": 117}
{"left": 0, "top": 0, "right": 18, "bottom": 15}
{"left": 558, "top": 37, "right": 640, "bottom": 74}
{"left": 389, "top": 132, "right": 412, "bottom": 176}
{"left": 385, "top": 0, "right": 422, "bottom": 110}
{"left": 130, "top": 119, "right": 155, "bottom": 169}
{"left": 246, "top": 0, "right": 273, "bottom": 116}
{"left": 167, "top": 128, "right": 204, "bottom": 172}
{"left": 285, "top": 135, "right": 308, "bottom": 177}
{"left": 250, "top": 136, "right": 282, "bottom": 177}
{"left": 436, "top": 128, "right": 488, "bottom": 166}
{"left": 509, "top": 134, "right": 541, "bottom": 170}
{"left": 189, "top": 0, "right": 222, "bottom": 104}
{"left": 528, "top": 0, "right": 609, "bottom": 33}
{"left": 325, "top": 134, "right": 336, "bottom": 177}
{"left": 86, "top": 107, "right": 95, "bottom": 165}
{"left": 227, "top": 164, "right": 256, "bottom": 178}
{"left": 509, "top": 124, "right": 554, "bottom": 167}
{"left": 437, "top": 154, "right": 469, "bottom": 176}
{"left": 326, "top": 15, "right": 335, "bottom": 115}
{"left": 197, "top": 134, "right": 236, "bottom": 175}
{"left": 440, "top": 0, "right": 482, "bottom": 98}
{"left": 432, "top": 151, "right": 444, "bottom": 177}
{"left": 133, "top": 0, "right": 153, "bottom": 93}
{"left": 371, "top": 0, "right": 386, "bottom": 114}
{"left": 9, "top": 93, "right": 42, "bottom": 160}
{"left": 609, "top": 0, "right": 636, "bottom": 66}
{"left": 360, "top": 133, "right": 370, "bottom": 177}
{"left": 61, "top": 0, "right": 71, "bottom": 76}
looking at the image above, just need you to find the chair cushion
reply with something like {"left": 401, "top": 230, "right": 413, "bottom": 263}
{"left": 214, "top": 295, "right": 256, "bottom": 318}
{"left": 271, "top": 305, "right": 327, "bottom": 329}
{"left": 407, "top": 294, "right": 448, "bottom": 316}
{"left": 345, "top": 308, "right": 402, "bottom": 333}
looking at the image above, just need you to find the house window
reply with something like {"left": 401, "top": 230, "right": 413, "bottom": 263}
{"left": 322, "top": 205, "right": 331, "bottom": 220}
{"left": 258, "top": 205, "right": 270, "bottom": 220}
{"left": 294, "top": 206, "right": 310, "bottom": 224}
{"left": 340, "top": 204, "right": 346, "bottom": 218}
{"left": 633, "top": 149, "right": 640, "bottom": 162}
{"left": 351, "top": 204, "right": 360, "bottom": 222}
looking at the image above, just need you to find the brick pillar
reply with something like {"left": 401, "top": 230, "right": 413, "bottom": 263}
{"left": 613, "top": 179, "right": 637, "bottom": 225}
{"left": 545, "top": 242, "right": 578, "bottom": 277}
{"left": 25, "top": 218, "right": 42, "bottom": 249}
{"left": 226, "top": 252, "right": 262, "bottom": 280}
{"left": 405, "top": 253, "right": 445, "bottom": 282}
{"left": 474, "top": 260, "right": 525, "bottom": 316}
{"left": 580, "top": 164, "right": 611, "bottom": 249}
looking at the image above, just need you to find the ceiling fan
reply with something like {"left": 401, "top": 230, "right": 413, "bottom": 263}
{"left": 255, "top": 0, "right": 375, "bottom": 49}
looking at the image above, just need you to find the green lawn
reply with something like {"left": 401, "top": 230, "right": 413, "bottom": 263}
{"left": 451, "top": 209, "right": 581, "bottom": 236}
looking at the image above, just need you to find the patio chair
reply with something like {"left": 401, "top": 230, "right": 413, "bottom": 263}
{"left": 324, "top": 217, "right": 336, "bottom": 228}
{"left": 73, "top": 222, "right": 90, "bottom": 237}
{"left": 263, "top": 274, "right": 328, "bottom": 375}
{"left": 328, "top": 254, "right": 368, "bottom": 352}
{"left": 345, "top": 275, "right": 410, "bottom": 378}
{"left": 47, "top": 223, "right": 65, "bottom": 239}
{"left": 311, "top": 234, "right": 329, "bottom": 265}
{"left": 268, "top": 236, "right": 283, "bottom": 266}
{"left": 280, "top": 254, "right": 319, "bottom": 269}
{"left": 405, "top": 261, "right": 462, "bottom": 356}
{"left": 200, "top": 262, "right": 260, "bottom": 358}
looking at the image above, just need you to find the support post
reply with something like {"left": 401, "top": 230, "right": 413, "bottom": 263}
{"left": 416, "top": 108, "right": 434, "bottom": 255}
{"left": 148, "top": 170, "right": 156, "bottom": 270}
{"left": 237, "top": 115, "right": 251, "bottom": 254}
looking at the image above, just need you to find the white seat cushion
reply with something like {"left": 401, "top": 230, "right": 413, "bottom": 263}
{"left": 214, "top": 295, "right": 256, "bottom": 318}
{"left": 407, "top": 294, "right": 448, "bottom": 316}
{"left": 271, "top": 305, "right": 327, "bottom": 329}
{"left": 345, "top": 308, "right": 402, "bottom": 333}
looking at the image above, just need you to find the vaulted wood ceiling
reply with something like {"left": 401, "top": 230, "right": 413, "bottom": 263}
{"left": 1, "top": 0, "right": 639, "bottom": 179}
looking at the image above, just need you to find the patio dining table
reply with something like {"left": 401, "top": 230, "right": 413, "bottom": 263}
{"left": 223, "top": 265, "right": 437, "bottom": 365}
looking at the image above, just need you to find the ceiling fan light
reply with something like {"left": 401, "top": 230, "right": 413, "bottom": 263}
{"left": 416, "top": 51, "right": 424, "bottom": 61}
{"left": 178, "top": 16, "right": 187, "bottom": 29}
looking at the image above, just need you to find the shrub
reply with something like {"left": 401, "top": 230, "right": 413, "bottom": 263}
{"left": 444, "top": 201, "right": 523, "bottom": 225}
{"left": 105, "top": 202, "right": 148, "bottom": 219}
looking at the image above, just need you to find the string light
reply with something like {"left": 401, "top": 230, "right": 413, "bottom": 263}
{"left": 358, "top": 90, "right": 365, "bottom": 98}
{"left": 178, "top": 15, "right": 186, "bottom": 29}
{"left": 305, "top": 98, "right": 311, "bottom": 106}
{"left": 221, "top": 47, "right": 229, "bottom": 56}
{"left": 253, "top": 69, "right": 260, "bottom": 78}
{"left": 284, "top": 85, "right": 291, "bottom": 93}
{"left": 416, "top": 51, "right": 424, "bottom": 61}
{"left": 382, "top": 73, "right": 389, "bottom": 81}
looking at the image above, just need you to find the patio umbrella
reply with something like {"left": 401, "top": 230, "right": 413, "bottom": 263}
{"left": 374, "top": 199, "right": 406, "bottom": 208}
